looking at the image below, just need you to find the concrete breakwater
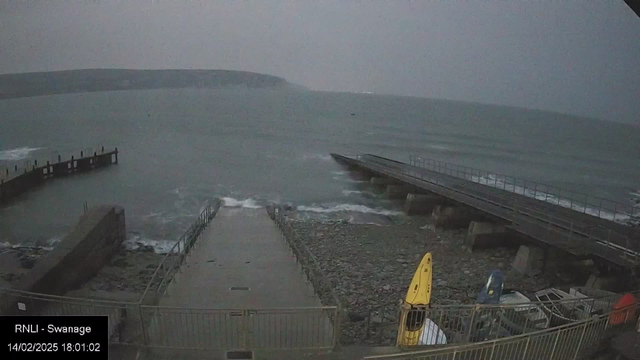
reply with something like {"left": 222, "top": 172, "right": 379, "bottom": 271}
{"left": 0, "top": 147, "right": 118, "bottom": 205}
{"left": 0, "top": 205, "right": 126, "bottom": 314}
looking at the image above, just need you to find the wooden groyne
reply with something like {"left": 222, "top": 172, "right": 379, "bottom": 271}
{"left": 0, "top": 147, "right": 118, "bottom": 205}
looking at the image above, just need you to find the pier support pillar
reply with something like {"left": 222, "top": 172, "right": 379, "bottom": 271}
{"left": 370, "top": 177, "right": 396, "bottom": 186}
{"left": 512, "top": 245, "right": 545, "bottom": 275}
{"left": 404, "top": 194, "right": 443, "bottom": 215}
{"left": 585, "top": 275, "right": 620, "bottom": 292}
{"left": 430, "top": 205, "right": 485, "bottom": 229}
{"left": 465, "top": 222, "right": 509, "bottom": 251}
{"left": 385, "top": 185, "right": 410, "bottom": 199}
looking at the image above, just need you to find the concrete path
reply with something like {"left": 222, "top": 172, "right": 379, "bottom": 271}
{"left": 144, "top": 207, "right": 335, "bottom": 351}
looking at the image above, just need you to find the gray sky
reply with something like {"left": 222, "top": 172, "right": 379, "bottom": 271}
{"left": 1, "top": 1, "right": 638, "bottom": 124}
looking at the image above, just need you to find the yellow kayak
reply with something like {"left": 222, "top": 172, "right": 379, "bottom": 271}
{"left": 397, "top": 252, "right": 432, "bottom": 346}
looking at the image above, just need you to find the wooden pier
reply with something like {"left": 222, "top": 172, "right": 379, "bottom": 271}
{"left": 0, "top": 147, "right": 118, "bottom": 205}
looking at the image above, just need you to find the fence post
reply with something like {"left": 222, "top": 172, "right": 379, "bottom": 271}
{"left": 241, "top": 310, "right": 248, "bottom": 349}
{"left": 573, "top": 320, "right": 589, "bottom": 360}
{"left": 333, "top": 305, "right": 342, "bottom": 351}
{"left": 138, "top": 304, "right": 149, "bottom": 349}
{"left": 465, "top": 306, "right": 477, "bottom": 342}
{"left": 521, "top": 336, "right": 531, "bottom": 359}
{"left": 488, "top": 342, "right": 497, "bottom": 360}
{"left": 548, "top": 329, "right": 562, "bottom": 359}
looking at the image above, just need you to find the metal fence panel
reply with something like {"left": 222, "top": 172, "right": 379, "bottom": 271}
{"left": 140, "top": 307, "right": 243, "bottom": 350}
{"left": 139, "top": 306, "right": 337, "bottom": 350}
{"left": 362, "top": 303, "right": 640, "bottom": 360}
{"left": 0, "top": 288, "right": 143, "bottom": 345}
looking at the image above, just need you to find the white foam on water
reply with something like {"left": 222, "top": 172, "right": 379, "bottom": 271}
{"left": 0, "top": 241, "right": 22, "bottom": 249}
{"left": 0, "top": 241, "right": 54, "bottom": 251}
{"left": 333, "top": 176, "right": 366, "bottom": 183}
{"left": 46, "top": 236, "right": 62, "bottom": 247}
{"left": 301, "top": 153, "right": 332, "bottom": 161}
{"left": 470, "top": 175, "right": 631, "bottom": 222}
{"left": 428, "top": 144, "right": 450, "bottom": 151}
{"left": 123, "top": 236, "right": 177, "bottom": 254}
{"left": 0, "top": 147, "right": 44, "bottom": 161}
{"left": 221, "top": 197, "right": 262, "bottom": 209}
{"left": 341, "top": 190, "right": 380, "bottom": 198}
{"left": 331, "top": 170, "right": 349, "bottom": 175}
{"left": 296, "top": 203, "right": 403, "bottom": 216}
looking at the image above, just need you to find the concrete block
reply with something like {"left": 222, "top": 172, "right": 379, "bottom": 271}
{"left": 465, "top": 222, "right": 508, "bottom": 250}
{"left": 370, "top": 176, "right": 396, "bottom": 186}
{"left": 2, "top": 205, "right": 126, "bottom": 314}
{"left": 431, "top": 205, "right": 483, "bottom": 229}
{"left": 585, "top": 275, "right": 620, "bottom": 292}
{"left": 404, "top": 194, "right": 443, "bottom": 215}
{"left": 385, "top": 185, "right": 409, "bottom": 199}
{"left": 512, "top": 245, "right": 545, "bottom": 275}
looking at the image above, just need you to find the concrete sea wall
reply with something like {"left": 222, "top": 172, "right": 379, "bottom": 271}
{"left": 1, "top": 205, "right": 126, "bottom": 314}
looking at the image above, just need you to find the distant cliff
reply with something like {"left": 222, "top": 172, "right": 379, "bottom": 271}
{"left": 0, "top": 69, "right": 297, "bottom": 99}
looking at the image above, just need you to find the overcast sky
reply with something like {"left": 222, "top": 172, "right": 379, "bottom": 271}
{"left": 1, "top": 1, "right": 638, "bottom": 124}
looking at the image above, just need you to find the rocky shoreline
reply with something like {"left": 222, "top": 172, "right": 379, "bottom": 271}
{"left": 286, "top": 211, "right": 592, "bottom": 346}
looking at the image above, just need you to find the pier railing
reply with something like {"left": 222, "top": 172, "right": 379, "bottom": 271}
{"left": 273, "top": 206, "right": 343, "bottom": 349}
{"left": 0, "top": 147, "right": 119, "bottom": 204}
{"left": 139, "top": 198, "right": 222, "bottom": 305}
{"left": 350, "top": 154, "right": 640, "bottom": 266}
{"left": 365, "top": 290, "right": 634, "bottom": 346}
{"left": 408, "top": 155, "right": 638, "bottom": 223}
{"left": 362, "top": 301, "right": 640, "bottom": 360}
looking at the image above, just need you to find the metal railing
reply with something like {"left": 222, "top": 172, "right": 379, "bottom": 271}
{"left": 352, "top": 154, "right": 640, "bottom": 266}
{"left": 0, "top": 288, "right": 339, "bottom": 351}
{"left": 0, "top": 200, "right": 342, "bottom": 352}
{"left": 140, "top": 305, "right": 338, "bottom": 350}
{"left": 408, "top": 155, "right": 639, "bottom": 223}
{"left": 140, "top": 199, "right": 222, "bottom": 304}
{"left": 0, "top": 288, "right": 144, "bottom": 345}
{"left": 363, "top": 302, "right": 640, "bottom": 360}
{"left": 394, "top": 293, "right": 629, "bottom": 346}
{"left": 365, "top": 290, "right": 632, "bottom": 346}
{"left": 273, "top": 205, "right": 343, "bottom": 349}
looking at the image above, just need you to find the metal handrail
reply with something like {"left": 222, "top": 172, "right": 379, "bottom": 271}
{"left": 408, "top": 154, "right": 638, "bottom": 223}
{"left": 0, "top": 287, "right": 140, "bottom": 306}
{"left": 363, "top": 302, "right": 640, "bottom": 359}
{"left": 354, "top": 154, "right": 640, "bottom": 265}
{"left": 273, "top": 206, "right": 343, "bottom": 348}
{"left": 139, "top": 198, "right": 222, "bottom": 303}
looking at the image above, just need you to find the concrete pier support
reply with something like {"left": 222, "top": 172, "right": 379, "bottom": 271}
{"left": 370, "top": 176, "right": 396, "bottom": 186}
{"left": 585, "top": 275, "right": 620, "bottom": 291}
{"left": 512, "top": 245, "right": 545, "bottom": 275}
{"left": 346, "top": 171, "right": 373, "bottom": 182}
{"left": 465, "top": 222, "right": 509, "bottom": 250}
{"left": 385, "top": 185, "right": 410, "bottom": 199}
{"left": 431, "top": 205, "right": 484, "bottom": 229}
{"left": 404, "top": 194, "right": 444, "bottom": 215}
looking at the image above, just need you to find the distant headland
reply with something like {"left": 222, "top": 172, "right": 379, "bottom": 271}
{"left": 0, "top": 69, "right": 303, "bottom": 99}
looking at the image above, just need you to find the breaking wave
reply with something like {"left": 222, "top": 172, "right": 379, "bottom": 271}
{"left": 0, "top": 147, "right": 44, "bottom": 161}
{"left": 123, "top": 236, "right": 177, "bottom": 254}
{"left": 301, "top": 153, "right": 332, "bottom": 161}
{"left": 221, "top": 197, "right": 262, "bottom": 209}
{"left": 296, "top": 203, "right": 403, "bottom": 216}
{"left": 428, "top": 144, "right": 450, "bottom": 151}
